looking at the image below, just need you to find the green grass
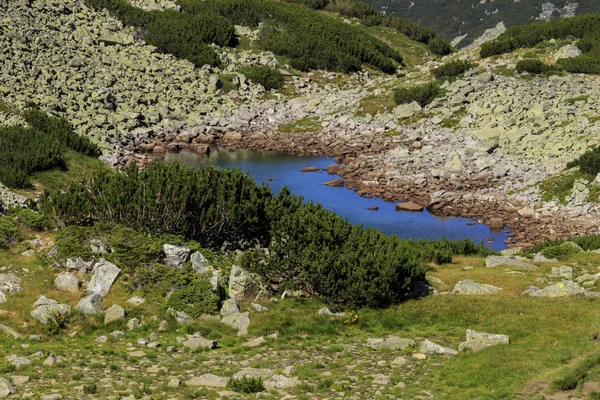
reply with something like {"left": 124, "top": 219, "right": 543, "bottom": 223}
{"left": 279, "top": 117, "right": 322, "bottom": 133}
{"left": 384, "top": 130, "right": 402, "bottom": 137}
{"left": 538, "top": 170, "right": 593, "bottom": 205}
{"left": 365, "top": 25, "right": 433, "bottom": 67}
{"left": 356, "top": 94, "right": 396, "bottom": 117}
{"left": 22, "top": 150, "right": 108, "bottom": 194}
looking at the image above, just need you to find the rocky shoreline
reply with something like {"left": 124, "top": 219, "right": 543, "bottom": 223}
{"left": 114, "top": 125, "right": 599, "bottom": 247}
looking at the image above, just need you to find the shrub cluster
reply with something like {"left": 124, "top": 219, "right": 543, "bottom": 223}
{"left": 0, "top": 125, "right": 66, "bottom": 188}
{"left": 540, "top": 242, "right": 583, "bottom": 261}
{"left": 530, "top": 234, "right": 600, "bottom": 255}
{"left": 0, "top": 218, "right": 19, "bottom": 248}
{"left": 239, "top": 66, "right": 285, "bottom": 90}
{"left": 515, "top": 59, "right": 551, "bottom": 74}
{"left": 179, "top": 0, "right": 402, "bottom": 73}
{"left": 0, "top": 106, "right": 100, "bottom": 188}
{"left": 41, "top": 162, "right": 494, "bottom": 307}
{"left": 84, "top": 0, "right": 233, "bottom": 66}
{"left": 431, "top": 60, "right": 473, "bottom": 79}
{"left": 566, "top": 146, "right": 600, "bottom": 175}
{"left": 394, "top": 83, "right": 442, "bottom": 107}
{"left": 479, "top": 13, "right": 600, "bottom": 75}
{"left": 284, "top": 0, "right": 452, "bottom": 55}
{"left": 166, "top": 275, "right": 220, "bottom": 318}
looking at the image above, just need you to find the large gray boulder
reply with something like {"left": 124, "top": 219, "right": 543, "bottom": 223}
{"left": 0, "top": 377, "right": 16, "bottom": 398}
{"left": 186, "top": 374, "right": 229, "bottom": 388}
{"left": 30, "top": 296, "right": 71, "bottom": 325}
{"left": 54, "top": 272, "right": 79, "bottom": 293}
{"left": 229, "top": 265, "right": 266, "bottom": 303}
{"left": 453, "top": 280, "right": 502, "bottom": 295}
{"left": 232, "top": 368, "right": 275, "bottom": 380}
{"left": 104, "top": 304, "right": 125, "bottom": 324}
{"left": 221, "top": 311, "right": 250, "bottom": 336}
{"left": 75, "top": 294, "right": 104, "bottom": 315}
{"left": 394, "top": 102, "right": 421, "bottom": 119}
{"left": 191, "top": 251, "right": 219, "bottom": 291}
{"left": 458, "top": 330, "right": 509, "bottom": 352}
{"left": 183, "top": 335, "right": 218, "bottom": 350}
{"left": 0, "top": 273, "right": 22, "bottom": 293}
{"left": 525, "top": 281, "right": 584, "bottom": 298}
{"left": 485, "top": 256, "right": 537, "bottom": 269}
{"left": 419, "top": 339, "right": 458, "bottom": 356}
{"left": 367, "top": 336, "right": 415, "bottom": 351}
{"left": 163, "top": 244, "right": 191, "bottom": 268}
{"left": 264, "top": 375, "right": 301, "bottom": 390}
{"left": 87, "top": 258, "right": 121, "bottom": 297}
{"left": 555, "top": 44, "right": 582, "bottom": 62}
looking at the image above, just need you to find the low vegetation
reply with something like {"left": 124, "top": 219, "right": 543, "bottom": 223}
{"left": 239, "top": 66, "right": 285, "bottom": 90}
{"left": 431, "top": 60, "right": 473, "bottom": 79}
{"left": 394, "top": 82, "right": 442, "bottom": 107}
{"left": 40, "top": 162, "right": 493, "bottom": 307}
{"left": 480, "top": 13, "right": 600, "bottom": 74}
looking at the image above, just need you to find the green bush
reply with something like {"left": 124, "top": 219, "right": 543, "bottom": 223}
{"left": 22, "top": 109, "right": 100, "bottom": 157}
{"left": 394, "top": 83, "right": 441, "bottom": 107}
{"left": 431, "top": 60, "right": 472, "bottom": 79}
{"left": 516, "top": 59, "right": 550, "bottom": 74}
{"left": 8, "top": 208, "right": 50, "bottom": 231}
{"left": 239, "top": 66, "right": 285, "bottom": 90}
{"left": 428, "top": 36, "right": 452, "bottom": 56}
{"left": 41, "top": 163, "right": 494, "bottom": 308}
{"left": 227, "top": 377, "right": 265, "bottom": 393}
{"left": 166, "top": 275, "right": 220, "bottom": 318}
{"left": 0, "top": 125, "right": 66, "bottom": 188}
{"left": 0, "top": 218, "right": 19, "bottom": 248}
{"left": 540, "top": 242, "right": 582, "bottom": 261}
{"left": 83, "top": 382, "right": 97, "bottom": 395}
{"left": 567, "top": 146, "right": 600, "bottom": 175}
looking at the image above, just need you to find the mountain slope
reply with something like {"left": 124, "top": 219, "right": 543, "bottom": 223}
{"left": 362, "top": 0, "right": 600, "bottom": 47}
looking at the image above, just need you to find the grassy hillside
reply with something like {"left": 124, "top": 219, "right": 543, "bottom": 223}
{"left": 363, "top": 0, "right": 600, "bottom": 47}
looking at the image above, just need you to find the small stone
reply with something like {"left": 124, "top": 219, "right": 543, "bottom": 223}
{"left": 128, "top": 350, "right": 146, "bottom": 358}
{"left": 419, "top": 340, "right": 458, "bottom": 356}
{"left": 243, "top": 336, "right": 266, "bottom": 348}
{"left": 126, "top": 318, "right": 140, "bottom": 331}
{"left": 104, "top": 304, "right": 125, "bottom": 324}
{"left": 96, "top": 336, "right": 108, "bottom": 343}
{"left": 42, "top": 354, "right": 56, "bottom": 367}
{"left": 391, "top": 357, "right": 412, "bottom": 367}
{"left": 186, "top": 374, "right": 229, "bottom": 388}
{"left": 373, "top": 374, "right": 390, "bottom": 385}
{"left": 167, "top": 378, "right": 180, "bottom": 388}
{"left": 282, "top": 366, "right": 296, "bottom": 376}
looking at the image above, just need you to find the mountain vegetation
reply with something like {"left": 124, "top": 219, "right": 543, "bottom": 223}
{"left": 40, "top": 162, "right": 492, "bottom": 307}
{"left": 0, "top": 105, "right": 100, "bottom": 188}
{"left": 86, "top": 0, "right": 452, "bottom": 74}
{"left": 480, "top": 13, "right": 600, "bottom": 74}
{"left": 362, "top": 0, "right": 600, "bottom": 47}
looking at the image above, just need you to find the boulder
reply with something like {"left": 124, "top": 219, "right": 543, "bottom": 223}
{"left": 367, "top": 336, "right": 416, "bottom": 351}
{"left": 526, "top": 281, "right": 584, "bottom": 298}
{"left": 391, "top": 357, "right": 412, "bottom": 367}
{"left": 191, "top": 251, "right": 219, "bottom": 291}
{"left": 550, "top": 266, "right": 574, "bottom": 280}
{"left": 228, "top": 265, "right": 266, "bottom": 303}
{"left": 419, "top": 339, "right": 458, "bottom": 356}
{"left": 232, "top": 367, "right": 275, "bottom": 380}
{"left": 395, "top": 202, "right": 424, "bottom": 212}
{"left": 0, "top": 323, "right": 22, "bottom": 339}
{"left": 87, "top": 258, "right": 121, "bottom": 297}
{"left": 183, "top": 335, "right": 218, "bottom": 350}
{"left": 555, "top": 44, "right": 582, "bottom": 61}
{"left": 75, "top": 294, "right": 103, "bottom": 315}
{"left": 90, "top": 239, "right": 110, "bottom": 254}
{"left": 221, "top": 312, "right": 250, "bottom": 336}
{"left": 163, "top": 244, "right": 191, "bottom": 268}
{"left": 0, "top": 378, "right": 16, "bottom": 398}
{"left": 54, "top": 272, "right": 79, "bottom": 293}
{"left": 487, "top": 218, "right": 504, "bottom": 229}
{"left": 485, "top": 256, "right": 537, "bottom": 269}
{"left": 394, "top": 102, "right": 422, "bottom": 119}
{"left": 186, "top": 374, "right": 229, "bottom": 388}
{"left": 220, "top": 299, "right": 240, "bottom": 318}
{"left": 104, "top": 304, "right": 125, "bottom": 324}
{"left": 264, "top": 375, "right": 301, "bottom": 390}
{"left": 6, "top": 355, "right": 30, "bottom": 369}
{"left": 30, "top": 297, "right": 71, "bottom": 325}
{"left": 458, "top": 330, "right": 509, "bottom": 352}
{"left": 453, "top": 280, "right": 502, "bottom": 295}
{"left": 243, "top": 336, "right": 266, "bottom": 348}
{"left": 0, "top": 273, "right": 22, "bottom": 294}
{"left": 300, "top": 167, "right": 320, "bottom": 172}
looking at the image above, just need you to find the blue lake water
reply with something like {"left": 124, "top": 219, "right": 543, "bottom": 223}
{"left": 164, "top": 147, "right": 510, "bottom": 250}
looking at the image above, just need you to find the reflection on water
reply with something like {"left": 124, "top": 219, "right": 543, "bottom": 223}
{"left": 165, "top": 147, "right": 510, "bottom": 250}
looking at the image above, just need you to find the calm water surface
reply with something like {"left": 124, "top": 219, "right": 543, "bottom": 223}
{"left": 164, "top": 147, "right": 509, "bottom": 250}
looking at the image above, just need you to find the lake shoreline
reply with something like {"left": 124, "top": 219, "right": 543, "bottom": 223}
{"left": 114, "top": 127, "right": 596, "bottom": 248}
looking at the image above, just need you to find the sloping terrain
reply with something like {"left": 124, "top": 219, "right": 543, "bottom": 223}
{"left": 362, "top": 0, "right": 600, "bottom": 47}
